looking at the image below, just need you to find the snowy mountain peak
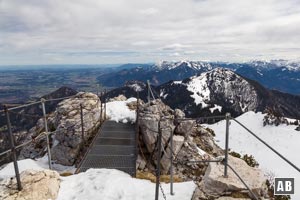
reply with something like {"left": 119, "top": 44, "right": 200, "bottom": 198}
{"left": 154, "top": 60, "right": 213, "bottom": 71}
{"left": 163, "top": 68, "right": 259, "bottom": 114}
{"left": 248, "top": 59, "right": 300, "bottom": 71}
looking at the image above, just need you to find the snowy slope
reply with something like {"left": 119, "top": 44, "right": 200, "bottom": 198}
{"left": 207, "top": 111, "right": 300, "bottom": 199}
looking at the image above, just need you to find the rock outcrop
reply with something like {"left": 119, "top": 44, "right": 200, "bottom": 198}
{"left": 0, "top": 169, "right": 60, "bottom": 200}
{"left": 138, "top": 99, "right": 223, "bottom": 175}
{"left": 138, "top": 100, "right": 175, "bottom": 154}
{"left": 200, "top": 155, "right": 267, "bottom": 197}
{"left": 21, "top": 92, "right": 101, "bottom": 166}
{"left": 137, "top": 99, "right": 267, "bottom": 199}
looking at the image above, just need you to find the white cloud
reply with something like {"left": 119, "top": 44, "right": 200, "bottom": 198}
{"left": 0, "top": 0, "right": 300, "bottom": 65}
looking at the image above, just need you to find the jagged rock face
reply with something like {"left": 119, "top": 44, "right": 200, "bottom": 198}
{"left": 160, "top": 135, "right": 184, "bottom": 173}
{"left": 159, "top": 68, "right": 260, "bottom": 117}
{"left": 175, "top": 120, "right": 196, "bottom": 138}
{"left": 206, "top": 68, "right": 259, "bottom": 113}
{"left": 137, "top": 99, "right": 223, "bottom": 175}
{"left": 137, "top": 100, "right": 267, "bottom": 199}
{"left": 138, "top": 99, "right": 174, "bottom": 153}
{"left": 200, "top": 155, "right": 267, "bottom": 197}
{"left": 51, "top": 92, "right": 101, "bottom": 165}
{"left": 21, "top": 92, "right": 101, "bottom": 166}
{"left": 0, "top": 169, "right": 60, "bottom": 200}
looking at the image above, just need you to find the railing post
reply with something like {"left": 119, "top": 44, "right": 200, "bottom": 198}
{"left": 135, "top": 92, "right": 140, "bottom": 177}
{"left": 224, "top": 112, "right": 230, "bottom": 177}
{"left": 80, "top": 103, "right": 85, "bottom": 142}
{"left": 170, "top": 125, "right": 174, "bottom": 195}
{"left": 100, "top": 92, "right": 103, "bottom": 125}
{"left": 41, "top": 98, "right": 52, "bottom": 170}
{"left": 4, "top": 106, "right": 22, "bottom": 191}
{"left": 155, "top": 120, "right": 162, "bottom": 200}
{"left": 147, "top": 80, "right": 151, "bottom": 103}
{"left": 104, "top": 89, "right": 107, "bottom": 121}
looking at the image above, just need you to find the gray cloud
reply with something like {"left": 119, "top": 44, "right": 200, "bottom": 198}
{"left": 0, "top": 0, "right": 300, "bottom": 65}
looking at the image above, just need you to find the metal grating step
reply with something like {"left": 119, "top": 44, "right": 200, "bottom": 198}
{"left": 82, "top": 155, "right": 135, "bottom": 168}
{"left": 99, "top": 132, "right": 135, "bottom": 139}
{"left": 95, "top": 138, "right": 134, "bottom": 146}
{"left": 77, "top": 121, "right": 137, "bottom": 176}
{"left": 90, "top": 145, "right": 135, "bottom": 155}
{"left": 101, "top": 127, "right": 135, "bottom": 132}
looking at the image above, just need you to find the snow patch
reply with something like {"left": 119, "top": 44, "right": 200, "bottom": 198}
{"left": 196, "top": 146, "right": 207, "bottom": 156}
{"left": 106, "top": 98, "right": 137, "bottom": 123}
{"left": 0, "top": 157, "right": 75, "bottom": 181}
{"left": 173, "top": 81, "right": 182, "bottom": 85}
{"left": 57, "top": 169, "right": 196, "bottom": 200}
{"left": 186, "top": 73, "right": 210, "bottom": 108}
{"left": 209, "top": 104, "right": 222, "bottom": 113}
{"left": 128, "top": 83, "right": 143, "bottom": 92}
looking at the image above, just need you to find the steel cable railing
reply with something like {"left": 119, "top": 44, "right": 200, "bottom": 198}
{"left": 0, "top": 93, "right": 104, "bottom": 191}
{"left": 231, "top": 117, "right": 300, "bottom": 173}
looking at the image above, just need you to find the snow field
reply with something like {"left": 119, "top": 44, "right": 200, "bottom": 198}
{"left": 208, "top": 111, "right": 300, "bottom": 199}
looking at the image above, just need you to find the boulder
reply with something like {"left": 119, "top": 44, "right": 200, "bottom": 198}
{"left": 109, "top": 94, "right": 127, "bottom": 102}
{"left": 139, "top": 115, "right": 159, "bottom": 153}
{"left": 200, "top": 155, "right": 266, "bottom": 197}
{"left": 175, "top": 120, "right": 195, "bottom": 137}
{"left": 174, "top": 108, "right": 185, "bottom": 119}
{"left": 161, "top": 135, "right": 184, "bottom": 172}
{"left": 0, "top": 169, "right": 60, "bottom": 200}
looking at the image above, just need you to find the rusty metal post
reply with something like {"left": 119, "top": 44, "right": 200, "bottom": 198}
{"left": 80, "top": 103, "right": 84, "bottom": 141}
{"left": 134, "top": 92, "right": 140, "bottom": 177}
{"left": 170, "top": 126, "right": 174, "bottom": 195}
{"left": 104, "top": 89, "right": 107, "bottom": 120}
{"left": 4, "top": 106, "right": 22, "bottom": 191}
{"left": 100, "top": 92, "right": 103, "bottom": 124}
{"left": 41, "top": 98, "right": 52, "bottom": 170}
{"left": 224, "top": 112, "right": 230, "bottom": 177}
{"left": 147, "top": 80, "right": 151, "bottom": 103}
{"left": 155, "top": 120, "right": 162, "bottom": 200}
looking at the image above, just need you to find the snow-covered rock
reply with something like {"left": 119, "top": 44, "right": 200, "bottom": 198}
{"left": 0, "top": 169, "right": 60, "bottom": 200}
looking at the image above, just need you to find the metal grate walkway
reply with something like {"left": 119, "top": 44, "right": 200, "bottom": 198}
{"left": 77, "top": 121, "right": 136, "bottom": 176}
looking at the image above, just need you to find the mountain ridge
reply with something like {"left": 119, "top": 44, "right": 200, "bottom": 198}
{"left": 104, "top": 68, "right": 300, "bottom": 119}
{"left": 97, "top": 60, "right": 300, "bottom": 95}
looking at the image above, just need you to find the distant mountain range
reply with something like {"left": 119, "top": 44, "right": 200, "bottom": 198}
{"left": 104, "top": 68, "right": 300, "bottom": 119}
{"left": 97, "top": 60, "right": 300, "bottom": 95}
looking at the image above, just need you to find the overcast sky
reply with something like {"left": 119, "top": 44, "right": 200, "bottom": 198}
{"left": 1, "top": 0, "right": 300, "bottom": 65}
